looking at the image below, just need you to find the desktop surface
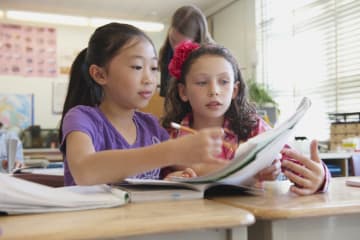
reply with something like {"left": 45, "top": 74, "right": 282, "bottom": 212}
{"left": 213, "top": 177, "right": 360, "bottom": 219}
{"left": 0, "top": 199, "right": 254, "bottom": 240}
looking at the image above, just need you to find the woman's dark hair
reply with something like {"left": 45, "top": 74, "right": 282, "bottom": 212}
{"left": 59, "top": 23, "right": 155, "bottom": 142}
{"left": 158, "top": 5, "right": 214, "bottom": 97}
{"left": 162, "top": 44, "right": 257, "bottom": 141}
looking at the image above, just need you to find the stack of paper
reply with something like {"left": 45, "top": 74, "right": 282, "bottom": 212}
{"left": 0, "top": 173, "right": 128, "bottom": 215}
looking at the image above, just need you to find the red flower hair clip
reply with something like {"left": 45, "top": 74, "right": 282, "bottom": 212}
{"left": 168, "top": 40, "right": 200, "bottom": 80}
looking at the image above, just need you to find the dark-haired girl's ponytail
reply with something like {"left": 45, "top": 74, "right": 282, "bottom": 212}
{"left": 58, "top": 48, "right": 102, "bottom": 143}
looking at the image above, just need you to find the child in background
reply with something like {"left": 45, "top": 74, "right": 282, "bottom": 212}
{"left": 158, "top": 5, "right": 214, "bottom": 97}
{"left": 162, "top": 41, "right": 330, "bottom": 195}
{"left": 59, "top": 23, "right": 227, "bottom": 186}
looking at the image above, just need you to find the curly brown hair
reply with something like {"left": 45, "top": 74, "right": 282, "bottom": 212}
{"left": 161, "top": 44, "right": 258, "bottom": 141}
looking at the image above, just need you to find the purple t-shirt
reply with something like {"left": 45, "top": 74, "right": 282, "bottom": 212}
{"left": 60, "top": 105, "right": 169, "bottom": 186}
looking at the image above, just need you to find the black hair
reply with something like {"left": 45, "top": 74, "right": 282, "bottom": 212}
{"left": 162, "top": 44, "right": 257, "bottom": 141}
{"left": 59, "top": 23, "right": 155, "bottom": 142}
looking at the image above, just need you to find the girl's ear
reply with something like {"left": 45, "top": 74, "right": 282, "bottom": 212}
{"left": 178, "top": 83, "right": 189, "bottom": 102}
{"left": 232, "top": 81, "right": 240, "bottom": 99}
{"left": 89, "top": 64, "right": 107, "bottom": 85}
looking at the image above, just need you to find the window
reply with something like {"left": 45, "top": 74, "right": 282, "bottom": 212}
{"left": 256, "top": 0, "right": 360, "bottom": 140}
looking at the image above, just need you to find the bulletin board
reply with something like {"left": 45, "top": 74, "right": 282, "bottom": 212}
{"left": 0, "top": 93, "right": 34, "bottom": 129}
{"left": 0, "top": 23, "right": 57, "bottom": 77}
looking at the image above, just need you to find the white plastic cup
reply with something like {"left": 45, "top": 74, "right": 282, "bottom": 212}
{"left": 292, "top": 137, "right": 310, "bottom": 156}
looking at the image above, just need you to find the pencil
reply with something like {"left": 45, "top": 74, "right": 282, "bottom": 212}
{"left": 170, "top": 122, "right": 197, "bottom": 134}
{"left": 170, "top": 122, "right": 236, "bottom": 152}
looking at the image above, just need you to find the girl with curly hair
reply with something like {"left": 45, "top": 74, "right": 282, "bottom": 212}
{"left": 162, "top": 41, "right": 330, "bottom": 195}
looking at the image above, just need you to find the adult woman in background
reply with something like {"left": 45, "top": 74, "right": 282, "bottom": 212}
{"left": 158, "top": 5, "right": 214, "bottom": 97}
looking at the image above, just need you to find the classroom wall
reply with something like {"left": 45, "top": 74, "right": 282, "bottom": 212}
{"left": 0, "top": 19, "right": 166, "bottom": 129}
{"left": 211, "top": 0, "right": 256, "bottom": 82}
{"left": 0, "top": 0, "right": 255, "bottom": 130}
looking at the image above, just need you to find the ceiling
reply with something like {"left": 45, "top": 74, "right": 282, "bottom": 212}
{"left": 1, "top": 0, "right": 236, "bottom": 23}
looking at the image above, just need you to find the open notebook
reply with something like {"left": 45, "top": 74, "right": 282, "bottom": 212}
{"left": 173, "top": 97, "right": 311, "bottom": 186}
{"left": 116, "top": 97, "right": 311, "bottom": 203}
{"left": 0, "top": 173, "right": 128, "bottom": 215}
{"left": 115, "top": 178, "right": 263, "bottom": 203}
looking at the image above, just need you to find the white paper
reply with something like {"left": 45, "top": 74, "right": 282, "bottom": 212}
{"left": 0, "top": 173, "right": 128, "bottom": 214}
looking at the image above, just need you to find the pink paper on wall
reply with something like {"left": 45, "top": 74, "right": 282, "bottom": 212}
{"left": 0, "top": 23, "right": 57, "bottom": 78}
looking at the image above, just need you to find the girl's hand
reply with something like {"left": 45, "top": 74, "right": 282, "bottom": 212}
{"left": 281, "top": 140, "right": 325, "bottom": 195}
{"left": 2, "top": 159, "right": 25, "bottom": 171}
{"left": 173, "top": 127, "right": 226, "bottom": 165}
{"left": 255, "top": 158, "right": 281, "bottom": 181}
{"left": 164, "top": 168, "right": 197, "bottom": 180}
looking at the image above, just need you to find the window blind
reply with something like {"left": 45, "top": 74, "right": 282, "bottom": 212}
{"left": 256, "top": 0, "right": 360, "bottom": 140}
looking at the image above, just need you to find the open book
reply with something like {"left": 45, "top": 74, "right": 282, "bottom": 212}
{"left": 116, "top": 178, "right": 263, "bottom": 203}
{"left": 0, "top": 173, "right": 128, "bottom": 215}
{"left": 173, "top": 97, "right": 311, "bottom": 185}
{"left": 116, "top": 97, "right": 311, "bottom": 202}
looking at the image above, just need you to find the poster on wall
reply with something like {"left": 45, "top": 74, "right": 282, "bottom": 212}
{"left": 0, "top": 24, "right": 57, "bottom": 77}
{"left": 0, "top": 93, "right": 34, "bottom": 130}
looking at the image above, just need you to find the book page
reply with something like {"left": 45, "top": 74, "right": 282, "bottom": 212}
{"left": 118, "top": 178, "right": 264, "bottom": 201}
{"left": 218, "top": 130, "right": 292, "bottom": 186}
{"left": 116, "top": 182, "right": 204, "bottom": 202}
{"left": 15, "top": 168, "right": 64, "bottom": 176}
{"left": 173, "top": 97, "right": 312, "bottom": 184}
{"left": 121, "top": 178, "right": 202, "bottom": 191}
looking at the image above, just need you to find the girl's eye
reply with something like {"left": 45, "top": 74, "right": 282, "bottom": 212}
{"left": 131, "top": 65, "right": 143, "bottom": 70}
{"left": 221, "top": 79, "right": 229, "bottom": 85}
{"left": 151, "top": 66, "right": 159, "bottom": 71}
{"left": 196, "top": 81, "right": 207, "bottom": 86}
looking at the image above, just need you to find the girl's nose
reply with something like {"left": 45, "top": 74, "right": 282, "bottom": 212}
{"left": 142, "top": 70, "right": 155, "bottom": 85}
{"left": 208, "top": 82, "right": 220, "bottom": 97}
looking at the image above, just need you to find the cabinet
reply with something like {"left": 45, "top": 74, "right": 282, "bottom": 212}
{"left": 23, "top": 148, "right": 62, "bottom": 162}
{"left": 320, "top": 152, "right": 353, "bottom": 177}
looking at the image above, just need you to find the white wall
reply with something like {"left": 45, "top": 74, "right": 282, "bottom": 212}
{"left": 0, "top": 22, "right": 93, "bottom": 129}
{"left": 0, "top": 1, "right": 255, "bottom": 130}
{"left": 0, "top": 19, "right": 166, "bottom": 129}
{"left": 211, "top": 0, "right": 256, "bottom": 82}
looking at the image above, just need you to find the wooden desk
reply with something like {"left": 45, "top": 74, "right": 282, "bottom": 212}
{"left": 212, "top": 178, "right": 360, "bottom": 240}
{"left": 0, "top": 200, "right": 254, "bottom": 240}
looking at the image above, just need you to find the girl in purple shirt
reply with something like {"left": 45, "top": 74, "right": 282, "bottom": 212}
{"left": 59, "top": 23, "right": 228, "bottom": 186}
